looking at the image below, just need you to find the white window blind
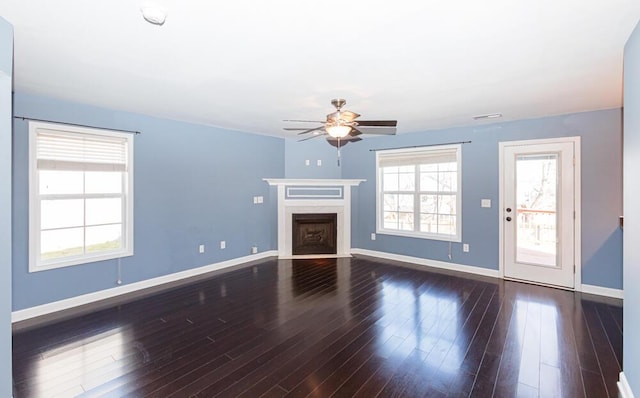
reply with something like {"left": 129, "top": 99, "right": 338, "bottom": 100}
{"left": 36, "top": 128, "right": 129, "bottom": 172}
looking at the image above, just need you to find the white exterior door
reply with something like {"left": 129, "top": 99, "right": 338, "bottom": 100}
{"left": 500, "top": 138, "right": 578, "bottom": 289}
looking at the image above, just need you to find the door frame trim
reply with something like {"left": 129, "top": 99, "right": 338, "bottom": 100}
{"left": 498, "top": 136, "right": 582, "bottom": 290}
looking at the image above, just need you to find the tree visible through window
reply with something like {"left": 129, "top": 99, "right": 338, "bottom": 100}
{"left": 29, "top": 121, "right": 134, "bottom": 271}
{"left": 376, "top": 145, "right": 461, "bottom": 242}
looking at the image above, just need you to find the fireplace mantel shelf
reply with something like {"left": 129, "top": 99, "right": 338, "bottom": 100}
{"left": 263, "top": 178, "right": 365, "bottom": 187}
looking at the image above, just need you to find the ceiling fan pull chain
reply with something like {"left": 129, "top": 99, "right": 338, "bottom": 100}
{"left": 337, "top": 138, "right": 341, "bottom": 166}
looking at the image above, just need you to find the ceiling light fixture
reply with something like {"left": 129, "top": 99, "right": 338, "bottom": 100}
{"left": 473, "top": 113, "right": 503, "bottom": 120}
{"left": 141, "top": 6, "right": 167, "bottom": 25}
{"left": 326, "top": 124, "right": 352, "bottom": 138}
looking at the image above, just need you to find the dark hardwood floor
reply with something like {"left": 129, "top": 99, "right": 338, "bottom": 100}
{"left": 12, "top": 256, "right": 623, "bottom": 397}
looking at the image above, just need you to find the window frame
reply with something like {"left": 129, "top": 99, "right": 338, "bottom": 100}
{"left": 375, "top": 144, "right": 462, "bottom": 242}
{"left": 28, "top": 121, "right": 134, "bottom": 272}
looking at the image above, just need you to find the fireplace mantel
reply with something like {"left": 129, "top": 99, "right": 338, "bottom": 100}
{"left": 264, "top": 178, "right": 365, "bottom": 258}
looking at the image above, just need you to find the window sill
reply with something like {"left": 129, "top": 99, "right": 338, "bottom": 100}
{"left": 29, "top": 250, "right": 133, "bottom": 273}
{"left": 376, "top": 229, "right": 461, "bottom": 243}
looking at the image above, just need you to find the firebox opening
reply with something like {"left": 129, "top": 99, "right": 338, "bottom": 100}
{"left": 292, "top": 213, "right": 338, "bottom": 255}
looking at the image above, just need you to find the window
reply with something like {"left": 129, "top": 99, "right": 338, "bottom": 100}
{"left": 29, "top": 121, "right": 134, "bottom": 272}
{"left": 376, "top": 144, "right": 461, "bottom": 242}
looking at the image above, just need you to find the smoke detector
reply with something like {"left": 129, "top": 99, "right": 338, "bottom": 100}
{"left": 141, "top": 6, "right": 167, "bottom": 25}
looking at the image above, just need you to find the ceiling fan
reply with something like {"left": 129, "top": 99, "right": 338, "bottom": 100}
{"left": 284, "top": 99, "right": 397, "bottom": 164}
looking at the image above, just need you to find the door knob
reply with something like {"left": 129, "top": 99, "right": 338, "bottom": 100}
{"left": 506, "top": 216, "right": 512, "bottom": 222}
{"left": 506, "top": 208, "right": 512, "bottom": 213}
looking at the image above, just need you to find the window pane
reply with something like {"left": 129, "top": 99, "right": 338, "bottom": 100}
{"left": 41, "top": 228, "right": 84, "bottom": 260}
{"left": 438, "top": 171, "right": 456, "bottom": 192}
{"left": 383, "top": 173, "right": 399, "bottom": 191}
{"left": 383, "top": 194, "right": 398, "bottom": 211}
{"left": 420, "top": 164, "right": 437, "bottom": 172}
{"left": 86, "top": 171, "right": 123, "bottom": 194}
{"left": 420, "top": 213, "right": 437, "bottom": 233}
{"left": 383, "top": 211, "right": 398, "bottom": 229}
{"left": 440, "top": 161, "right": 457, "bottom": 172}
{"left": 420, "top": 194, "right": 437, "bottom": 214}
{"left": 86, "top": 198, "right": 122, "bottom": 226}
{"left": 86, "top": 224, "right": 123, "bottom": 253}
{"left": 420, "top": 172, "right": 438, "bottom": 191}
{"left": 398, "top": 195, "right": 414, "bottom": 212}
{"left": 39, "top": 170, "right": 83, "bottom": 195}
{"left": 398, "top": 212, "right": 414, "bottom": 230}
{"left": 41, "top": 199, "right": 84, "bottom": 230}
{"left": 438, "top": 215, "right": 456, "bottom": 235}
{"left": 398, "top": 172, "right": 415, "bottom": 191}
{"left": 438, "top": 194, "right": 456, "bottom": 215}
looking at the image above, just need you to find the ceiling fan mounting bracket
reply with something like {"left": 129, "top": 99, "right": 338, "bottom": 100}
{"left": 331, "top": 98, "right": 346, "bottom": 111}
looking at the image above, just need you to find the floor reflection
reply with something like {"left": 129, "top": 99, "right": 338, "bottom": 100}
{"left": 32, "top": 326, "right": 128, "bottom": 397}
{"left": 12, "top": 257, "right": 623, "bottom": 397}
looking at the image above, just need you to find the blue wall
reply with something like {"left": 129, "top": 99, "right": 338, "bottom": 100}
{"left": 0, "top": 16, "right": 12, "bottom": 398}
{"left": 12, "top": 92, "right": 284, "bottom": 310}
{"left": 284, "top": 137, "right": 342, "bottom": 179}
{"left": 291, "top": 110, "right": 623, "bottom": 289}
{"left": 624, "top": 19, "right": 640, "bottom": 396}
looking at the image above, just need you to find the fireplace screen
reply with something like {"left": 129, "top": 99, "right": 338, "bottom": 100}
{"left": 292, "top": 213, "right": 338, "bottom": 255}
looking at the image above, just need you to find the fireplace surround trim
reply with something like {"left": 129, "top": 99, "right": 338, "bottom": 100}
{"left": 264, "top": 179, "right": 365, "bottom": 259}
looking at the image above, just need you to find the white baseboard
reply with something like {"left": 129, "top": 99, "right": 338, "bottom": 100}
{"left": 580, "top": 284, "right": 624, "bottom": 299}
{"left": 350, "top": 248, "right": 501, "bottom": 279}
{"left": 12, "top": 250, "right": 278, "bottom": 323}
{"left": 619, "top": 372, "right": 636, "bottom": 398}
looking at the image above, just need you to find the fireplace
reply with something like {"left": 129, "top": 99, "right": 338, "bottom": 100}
{"left": 292, "top": 213, "right": 337, "bottom": 255}
{"left": 263, "top": 178, "right": 364, "bottom": 258}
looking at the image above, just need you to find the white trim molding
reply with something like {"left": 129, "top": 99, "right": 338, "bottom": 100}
{"left": 619, "top": 372, "right": 636, "bottom": 398}
{"left": 351, "top": 248, "right": 501, "bottom": 278}
{"left": 264, "top": 178, "right": 365, "bottom": 258}
{"left": 580, "top": 284, "right": 624, "bottom": 299}
{"left": 12, "top": 250, "right": 277, "bottom": 323}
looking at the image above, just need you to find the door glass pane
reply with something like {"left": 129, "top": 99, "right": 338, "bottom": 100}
{"left": 515, "top": 154, "right": 558, "bottom": 267}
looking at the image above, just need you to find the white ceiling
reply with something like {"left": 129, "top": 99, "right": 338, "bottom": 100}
{"left": 1, "top": 1, "right": 639, "bottom": 138}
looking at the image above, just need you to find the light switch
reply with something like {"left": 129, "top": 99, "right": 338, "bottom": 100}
{"left": 257, "top": 196, "right": 263, "bottom": 203}
{"left": 481, "top": 199, "right": 491, "bottom": 208}
{"left": 305, "top": 159, "right": 310, "bottom": 166}
{"left": 317, "top": 159, "right": 322, "bottom": 166}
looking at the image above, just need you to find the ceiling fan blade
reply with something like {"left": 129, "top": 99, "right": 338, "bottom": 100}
{"left": 298, "top": 132, "right": 326, "bottom": 142}
{"left": 356, "top": 120, "right": 397, "bottom": 127}
{"left": 349, "top": 128, "right": 363, "bottom": 137}
{"left": 283, "top": 119, "right": 325, "bottom": 123}
{"left": 357, "top": 126, "right": 397, "bottom": 135}
{"left": 296, "top": 126, "right": 326, "bottom": 135}
{"left": 283, "top": 127, "right": 322, "bottom": 131}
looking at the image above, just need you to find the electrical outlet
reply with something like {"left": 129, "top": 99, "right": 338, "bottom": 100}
{"left": 371, "top": 233, "right": 376, "bottom": 240}
{"left": 463, "top": 243, "right": 469, "bottom": 252}
{"left": 251, "top": 246, "right": 258, "bottom": 254}
{"left": 220, "top": 240, "right": 226, "bottom": 249}
{"left": 199, "top": 244, "right": 205, "bottom": 253}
